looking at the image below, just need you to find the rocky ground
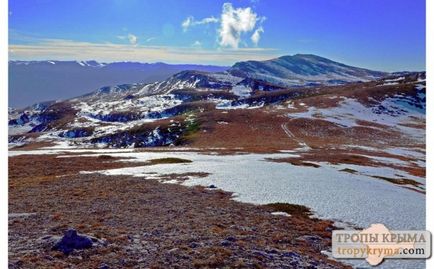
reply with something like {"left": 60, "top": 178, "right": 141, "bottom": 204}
{"left": 9, "top": 154, "right": 350, "bottom": 268}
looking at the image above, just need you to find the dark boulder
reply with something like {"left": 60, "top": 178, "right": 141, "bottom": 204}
{"left": 53, "top": 229, "right": 93, "bottom": 255}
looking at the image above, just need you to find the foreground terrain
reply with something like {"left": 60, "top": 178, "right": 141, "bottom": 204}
{"left": 9, "top": 153, "right": 349, "bottom": 268}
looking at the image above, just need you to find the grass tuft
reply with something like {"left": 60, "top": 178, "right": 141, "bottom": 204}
{"left": 265, "top": 203, "right": 312, "bottom": 218}
{"left": 147, "top": 157, "right": 192, "bottom": 165}
{"left": 371, "top": 176, "right": 421, "bottom": 187}
{"left": 98, "top": 155, "right": 115, "bottom": 160}
{"left": 339, "top": 168, "right": 358, "bottom": 174}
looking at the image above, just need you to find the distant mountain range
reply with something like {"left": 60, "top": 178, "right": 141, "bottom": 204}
{"left": 9, "top": 54, "right": 387, "bottom": 108}
{"left": 9, "top": 60, "right": 229, "bottom": 108}
{"left": 9, "top": 53, "right": 425, "bottom": 150}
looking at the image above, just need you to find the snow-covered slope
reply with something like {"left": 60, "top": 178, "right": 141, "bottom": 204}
{"left": 8, "top": 71, "right": 424, "bottom": 149}
{"left": 229, "top": 54, "right": 387, "bottom": 87}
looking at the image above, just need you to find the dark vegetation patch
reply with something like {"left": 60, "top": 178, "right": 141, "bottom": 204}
{"left": 265, "top": 203, "right": 313, "bottom": 218}
{"left": 147, "top": 157, "right": 192, "bottom": 165}
{"left": 156, "top": 172, "right": 210, "bottom": 182}
{"left": 339, "top": 168, "right": 358, "bottom": 174}
{"left": 97, "top": 155, "right": 115, "bottom": 160}
{"left": 265, "top": 158, "right": 321, "bottom": 168}
{"left": 173, "top": 113, "right": 205, "bottom": 145}
{"left": 9, "top": 140, "right": 55, "bottom": 151}
{"left": 182, "top": 119, "right": 201, "bottom": 142}
{"left": 370, "top": 175, "right": 422, "bottom": 188}
{"left": 8, "top": 155, "right": 148, "bottom": 184}
{"left": 31, "top": 102, "right": 78, "bottom": 132}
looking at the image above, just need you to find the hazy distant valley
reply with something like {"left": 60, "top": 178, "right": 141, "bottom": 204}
{"left": 9, "top": 60, "right": 229, "bottom": 108}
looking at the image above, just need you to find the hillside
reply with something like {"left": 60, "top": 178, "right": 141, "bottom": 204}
{"left": 229, "top": 54, "right": 387, "bottom": 87}
{"left": 9, "top": 61, "right": 228, "bottom": 108}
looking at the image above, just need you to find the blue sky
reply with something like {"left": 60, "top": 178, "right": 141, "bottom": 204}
{"left": 9, "top": 0, "right": 425, "bottom": 71}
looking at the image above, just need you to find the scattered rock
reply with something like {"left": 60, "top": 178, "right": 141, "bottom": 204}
{"left": 225, "top": 236, "right": 237, "bottom": 242}
{"left": 9, "top": 213, "right": 37, "bottom": 218}
{"left": 297, "top": 235, "right": 322, "bottom": 244}
{"left": 99, "top": 264, "right": 109, "bottom": 269}
{"left": 283, "top": 251, "right": 300, "bottom": 259}
{"left": 252, "top": 250, "right": 271, "bottom": 259}
{"left": 189, "top": 242, "right": 200, "bottom": 248}
{"left": 168, "top": 247, "right": 179, "bottom": 253}
{"left": 267, "top": 248, "right": 279, "bottom": 254}
{"left": 207, "top": 184, "right": 217, "bottom": 189}
{"left": 220, "top": 240, "right": 232, "bottom": 246}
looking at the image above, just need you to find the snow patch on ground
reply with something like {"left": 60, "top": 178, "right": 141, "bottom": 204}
{"left": 343, "top": 145, "right": 425, "bottom": 161}
{"left": 271, "top": 212, "right": 291, "bottom": 217}
{"left": 74, "top": 94, "right": 182, "bottom": 119}
{"left": 64, "top": 150, "right": 425, "bottom": 233}
{"left": 9, "top": 148, "right": 424, "bottom": 269}
{"left": 231, "top": 85, "right": 252, "bottom": 98}
{"left": 287, "top": 97, "right": 425, "bottom": 139}
{"left": 8, "top": 125, "right": 34, "bottom": 135}
{"left": 216, "top": 101, "right": 264, "bottom": 110}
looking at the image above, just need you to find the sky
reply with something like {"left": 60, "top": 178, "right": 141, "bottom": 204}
{"left": 8, "top": 0, "right": 426, "bottom": 71}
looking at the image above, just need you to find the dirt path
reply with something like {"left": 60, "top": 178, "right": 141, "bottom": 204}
{"left": 281, "top": 121, "right": 310, "bottom": 150}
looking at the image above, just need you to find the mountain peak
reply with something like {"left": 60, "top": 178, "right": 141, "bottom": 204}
{"left": 229, "top": 54, "right": 387, "bottom": 87}
{"left": 276, "top": 54, "right": 339, "bottom": 64}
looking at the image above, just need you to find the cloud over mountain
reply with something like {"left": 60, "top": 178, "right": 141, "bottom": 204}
{"left": 181, "top": 2, "right": 265, "bottom": 49}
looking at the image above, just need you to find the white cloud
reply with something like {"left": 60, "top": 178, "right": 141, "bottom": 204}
{"left": 182, "top": 16, "right": 219, "bottom": 32}
{"left": 251, "top": 26, "right": 263, "bottom": 46}
{"left": 9, "top": 38, "right": 279, "bottom": 65}
{"left": 181, "top": 17, "right": 193, "bottom": 31}
{"left": 117, "top": 34, "right": 138, "bottom": 45}
{"left": 181, "top": 3, "right": 266, "bottom": 48}
{"left": 145, "top": 37, "right": 157, "bottom": 42}
{"left": 127, "top": 34, "right": 137, "bottom": 45}
{"left": 192, "top": 40, "right": 202, "bottom": 47}
{"left": 201, "top": 17, "right": 219, "bottom": 24}
{"left": 218, "top": 3, "right": 265, "bottom": 48}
